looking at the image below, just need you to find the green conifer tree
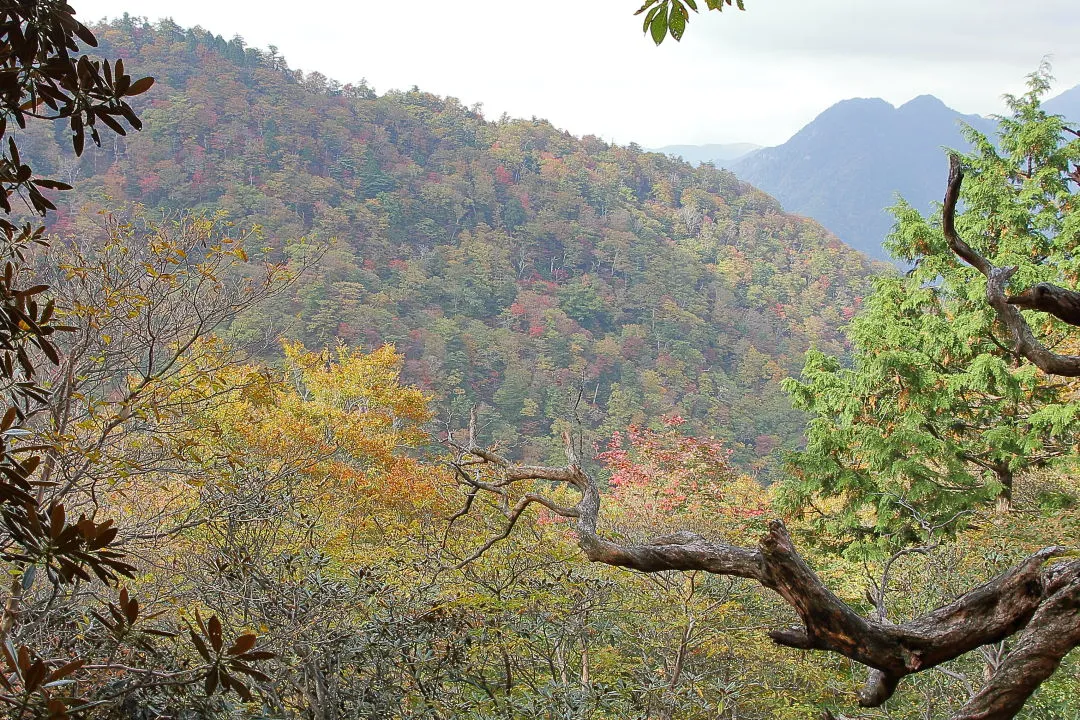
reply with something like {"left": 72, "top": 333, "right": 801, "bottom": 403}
{"left": 780, "top": 66, "right": 1080, "bottom": 559}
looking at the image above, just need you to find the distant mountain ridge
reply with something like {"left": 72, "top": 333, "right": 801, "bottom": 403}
{"left": 730, "top": 94, "right": 1001, "bottom": 260}
{"left": 650, "top": 143, "right": 762, "bottom": 166}
{"left": 1045, "top": 84, "right": 1080, "bottom": 124}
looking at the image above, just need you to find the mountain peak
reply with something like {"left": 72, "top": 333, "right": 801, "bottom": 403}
{"left": 1044, "top": 84, "right": 1080, "bottom": 123}
{"left": 732, "top": 94, "right": 997, "bottom": 260}
{"left": 898, "top": 94, "right": 948, "bottom": 112}
{"left": 791, "top": 97, "right": 894, "bottom": 141}
{"left": 819, "top": 97, "right": 894, "bottom": 117}
{"left": 833, "top": 97, "right": 893, "bottom": 109}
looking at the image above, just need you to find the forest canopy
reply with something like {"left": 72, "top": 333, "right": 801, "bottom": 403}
{"left": 0, "top": 5, "right": 1076, "bottom": 720}
{"left": 14, "top": 17, "right": 881, "bottom": 477}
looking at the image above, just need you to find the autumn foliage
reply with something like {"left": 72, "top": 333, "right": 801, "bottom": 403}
{"left": 596, "top": 415, "right": 767, "bottom": 539}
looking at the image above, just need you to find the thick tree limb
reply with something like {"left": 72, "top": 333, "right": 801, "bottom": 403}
{"left": 1005, "top": 282, "right": 1080, "bottom": 326}
{"left": 451, "top": 439, "right": 1080, "bottom": 719}
{"left": 576, "top": 529, "right": 764, "bottom": 578}
{"left": 943, "top": 155, "right": 1080, "bottom": 376}
{"left": 942, "top": 159, "right": 992, "bottom": 277}
{"left": 951, "top": 576, "right": 1080, "bottom": 720}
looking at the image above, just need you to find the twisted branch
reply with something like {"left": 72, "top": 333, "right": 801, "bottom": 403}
{"left": 943, "top": 155, "right": 1080, "bottom": 376}
{"left": 449, "top": 434, "right": 1080, "bottom": 720}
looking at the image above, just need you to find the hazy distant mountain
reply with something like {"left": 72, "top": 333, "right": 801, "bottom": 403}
{"left": 731, "top": 95, "right": 998, "bottom": 260}
{"left": 651, "top": 142, "right": 762, "bottom": 166}
{"left": 1045, "top": 84, "right": 1080, "bottom": 124}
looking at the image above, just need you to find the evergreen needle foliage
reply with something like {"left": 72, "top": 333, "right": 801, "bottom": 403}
{"left": 781, "top": 65, "right": 1080, "bottom": 559}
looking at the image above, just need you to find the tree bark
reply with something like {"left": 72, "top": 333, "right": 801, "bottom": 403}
{"left": 1006, "top": 283, "right": 1080, "bottom": 326}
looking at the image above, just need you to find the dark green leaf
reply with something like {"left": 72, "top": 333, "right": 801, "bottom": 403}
{"left": 650, "top": 9, "right": 668, "bottom": 45}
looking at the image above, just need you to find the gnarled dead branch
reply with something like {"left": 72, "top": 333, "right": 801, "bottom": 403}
{"left": 943, "top": 154, "right": 1080, "bottom": 376}
{"left": 448, "top": 431, "right": 1080, "bottom": 720}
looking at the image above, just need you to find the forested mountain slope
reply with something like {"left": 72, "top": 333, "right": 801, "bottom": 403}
{"left": 24, "top": 18, "right": 879, "bottom": 468}
{"left": 732, "top": 95, "right": 999, "bottom": 260}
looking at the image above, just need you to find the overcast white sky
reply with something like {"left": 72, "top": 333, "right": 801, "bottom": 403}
{"left": 74, "top": 0, "right": 1080, "bottom": 147}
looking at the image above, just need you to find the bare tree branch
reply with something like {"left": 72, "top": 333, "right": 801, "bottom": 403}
{"left": 1006, "top": 283, "right": 1080, "bottom": 325}
{"left": 951, "top": 575, "right": 1080, "bottom": 720}
{"left": 943, "top": 155, "right": 1080, "bottom": 376}
{"left": 450, "top": 432, "right": 1080, "bottom": 719}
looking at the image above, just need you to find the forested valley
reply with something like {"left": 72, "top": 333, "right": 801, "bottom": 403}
{"left": 1, "top": 6, "right": 1078, "bottom": 720}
